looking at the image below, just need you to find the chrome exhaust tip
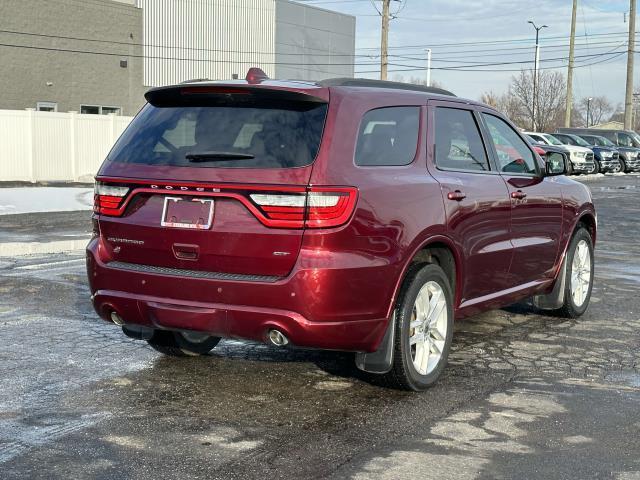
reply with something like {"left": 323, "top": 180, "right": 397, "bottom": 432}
{"left": 110, "top": 311, "right": 125, "bottom": 326}
{"left": 268, "top": 329, "right": 289, "bottom": 347}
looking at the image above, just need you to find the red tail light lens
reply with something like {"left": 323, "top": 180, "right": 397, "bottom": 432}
{"left": 94, "top": 182, "right": 129, "bottom": 216}
{"left": 250, "top": 187, "right": 358, "bottom": 228}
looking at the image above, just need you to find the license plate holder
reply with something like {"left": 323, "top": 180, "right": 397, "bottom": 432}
{"left": 161, "top": 197, "right": 214, "bottom": 230}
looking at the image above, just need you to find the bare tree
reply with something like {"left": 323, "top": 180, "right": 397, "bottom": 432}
{"left": 480, "top": 90, "right": 528, "bottom": 128}
{"left": 576, "top": 96, "right": 614, "bottom": 126}
{"left": 509, "top": 70, "right": 567, "bottom": 132}
{"left": 391, "top": 74, "right": 447, "bottom": 90}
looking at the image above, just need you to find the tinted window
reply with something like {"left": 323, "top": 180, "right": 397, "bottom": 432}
{"left": 617, "top": 132, "right": 638, "bottom": 148}
{"left": 354, "top": 107, "right": 420, "bottom": 166}
{"left": 554, "top": 134, "right": 576, "bottom": 145}
{"left": 108, "top": 102, "right": 328, "bottom": 168}
{"left": 434, "top": 107, "right": 489, "bottom": 172}
{"left": 482, "top": 114, "right": 538, "bottom": 175}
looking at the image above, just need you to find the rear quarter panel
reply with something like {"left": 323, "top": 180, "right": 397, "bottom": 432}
{"left": 306, "top": 89, "right": 447, "bottom": 323}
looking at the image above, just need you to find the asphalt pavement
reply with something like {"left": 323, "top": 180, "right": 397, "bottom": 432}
{"left": 0, "top": 174, "right": 639, "bottom": 480}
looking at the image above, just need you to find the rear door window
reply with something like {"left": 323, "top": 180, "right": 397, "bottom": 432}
{"left": 434, "top": 107, "right": 490, "bottom": 172}
{"left": 354, "top": 107, "right": 420, "bottom": 166}
{"left": 482, "top": 114, "right": 538, "bottom": 175}
{"left": 107, "top": 102, "right": 328, "bottom": 169}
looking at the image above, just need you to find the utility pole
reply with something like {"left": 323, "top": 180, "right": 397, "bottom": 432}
{"left": 565, "top": 0, "right": 578, "bottom": 127}
{"left": 426, "top": 48, "right": 432, "bottom": 86}
{"left": 380, "top": 0, "right": 391, "bottom": 80}
{"left": 528, "top": 21, "right": 548, "bottom": 131}
{"left": 586, "top": 97, "right": 593, "bottom": 127}
{"left": 624, "top": 0, "right": 636, "bottom": 129}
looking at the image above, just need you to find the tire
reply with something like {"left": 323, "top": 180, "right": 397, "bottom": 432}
{"left": 589, "top": 160, "right": 600, "bottom": 175}
{"left": 380, "top": 263, "right": 454, "bottom": 391}
{"left": 619, "top": 157, "right": 628, "bottom": 173}
{"left": 610, "top": 160, "right": 622, "bottom": 174}
{"left": 566, "top": 161, "right": 574, "bottom": 175}
{"left": 553, "top": 227, "right": 594, "bottom": 318}
{"left": 147, "top": 330, "right": 220, "bottom": 356}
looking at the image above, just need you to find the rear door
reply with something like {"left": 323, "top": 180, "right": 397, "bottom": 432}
{"left": 480, "top": 112, "right": 563, "bottom": 284}
{"left": 95, "top": 85, "right": 330, "bottom": 278}
{"left": 427, "top": 102, "right": 513, "bottom": 303}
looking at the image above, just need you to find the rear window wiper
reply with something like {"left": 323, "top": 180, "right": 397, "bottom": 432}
{"left": 186, "top": 151, "right": 255, "bottom": 162}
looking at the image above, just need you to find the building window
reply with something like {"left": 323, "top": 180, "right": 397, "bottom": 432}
{"left": 102, "top": 106, "right": 122, "bottom": 116}
{"left": 36, "top": 102, "right": 58, "bottom": 112}
{"left": 80, "top": 105, "right": 121, "bottom": 115}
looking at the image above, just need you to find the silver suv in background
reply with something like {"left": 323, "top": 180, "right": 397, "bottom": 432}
{"left": 525, "top": 132, "right": 595, "bottom": 174}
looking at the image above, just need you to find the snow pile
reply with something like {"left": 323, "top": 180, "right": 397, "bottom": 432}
{"left": 0, "top": 188, "right": 93, "bottom": 215}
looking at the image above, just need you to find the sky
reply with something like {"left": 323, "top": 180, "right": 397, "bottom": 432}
{"left": 294, "top": 0, "right": 635, "bottom": 109}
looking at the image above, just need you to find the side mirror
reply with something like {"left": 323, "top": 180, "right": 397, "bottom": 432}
{"left": 545, "top": 152, "right": 566, "bottom": 176}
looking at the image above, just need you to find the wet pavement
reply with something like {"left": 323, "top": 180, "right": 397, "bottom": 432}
{"left": 0, "top": 174, "right": 639, "bottom": 479}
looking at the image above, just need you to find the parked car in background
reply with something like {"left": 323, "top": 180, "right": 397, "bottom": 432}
{"left": 525, "top": 132, "right": 595, "bottom": 174}
{"left": 556, "top": 127, "right": 640, "bottom": 173}
{"left": 87, "top": 71, "right": 596, "bottom": 391}
{"left": 552, "top": 132, "right": 621, "bottom": 174}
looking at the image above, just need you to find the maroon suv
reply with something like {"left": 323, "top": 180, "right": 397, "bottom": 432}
{"left": 87, "top": 71, "right": 596, "bottom": 390}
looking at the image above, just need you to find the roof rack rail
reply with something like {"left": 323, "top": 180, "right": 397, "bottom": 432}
{"left": 180, "top": 78, "right": 211, "bottom": 84}
{"left": 319, "top": 78, "right": 455, "bottom": 97}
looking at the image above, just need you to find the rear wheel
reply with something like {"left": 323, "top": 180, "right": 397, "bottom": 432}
{"left": 147, "top": 330, "right": 220, "bottom": 356}
{"left": 380, "top": 263, "right": 454, "bottom": 391}
{"left": 554, "top": 227, "right": 594, "bottom": 318}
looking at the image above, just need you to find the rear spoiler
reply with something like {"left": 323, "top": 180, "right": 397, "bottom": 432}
{"left": 145, "top": 84, "right": 328, "bottom": 107}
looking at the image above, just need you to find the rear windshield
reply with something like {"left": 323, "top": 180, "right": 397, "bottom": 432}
{"left": 107, "top": 101, "right": 328, "bottom": 168}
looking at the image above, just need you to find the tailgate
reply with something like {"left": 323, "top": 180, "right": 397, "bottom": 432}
{"left": 95, "top": 84, "right": 330, "bottom": 278}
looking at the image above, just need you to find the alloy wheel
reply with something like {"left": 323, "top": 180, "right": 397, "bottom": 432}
{"left": 570, "top": 239, "right": 592, "bottom": 307}
{"left": 409, "top": 281, "right": 448, "bottom": 375}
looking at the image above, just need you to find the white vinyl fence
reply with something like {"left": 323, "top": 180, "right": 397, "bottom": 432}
{"left": 0, "top": 109, "right": 132, "bottom": 183}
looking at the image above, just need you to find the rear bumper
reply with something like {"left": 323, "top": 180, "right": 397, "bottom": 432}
{"left": 86, "top": 237, "right": 393, "bottom": 352}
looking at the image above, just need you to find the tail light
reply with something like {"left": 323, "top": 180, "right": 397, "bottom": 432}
{"left": 250, "top": 187, "right": 358, "bottom": 228}
{"left": 94, "top": 182, "right": 129, "bottom": 216}
{"left": 93, "top": 180, "right": 357, "bottom": 228}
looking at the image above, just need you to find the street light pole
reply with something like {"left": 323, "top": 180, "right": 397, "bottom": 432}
{"left": 528, "top": 21, "right": 548, "bottom": 131}
{"left": 586, "top": 97, "right": 593, "bottom": 127}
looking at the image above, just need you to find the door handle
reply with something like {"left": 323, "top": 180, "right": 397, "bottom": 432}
{"left": 447, "top": 190, "right": 466, "bottom": 201}
{"left": 511, "top": 190, "right": 527, "bottom": 199}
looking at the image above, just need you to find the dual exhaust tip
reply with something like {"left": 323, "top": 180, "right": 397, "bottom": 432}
{"left": 111, "top": 310, "right": 290, "bottom": 347}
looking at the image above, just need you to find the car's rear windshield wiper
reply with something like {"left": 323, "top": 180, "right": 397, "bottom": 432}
{"left": 186, "top": 151, "right": 255, "bottom": 162}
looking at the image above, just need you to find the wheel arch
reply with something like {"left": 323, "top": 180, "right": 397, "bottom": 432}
{"left": 576, "top": 211, "right": 597, "bottom": 245}
{"left": 388, "top": 235, "right": 462, "bottom": 320}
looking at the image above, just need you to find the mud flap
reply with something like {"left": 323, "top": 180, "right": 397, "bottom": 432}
{"left": 533, "top": 255, "right": 567, "bottom": 310}
{"left": 354, "top": 313, "right": 395, "bottom": 374}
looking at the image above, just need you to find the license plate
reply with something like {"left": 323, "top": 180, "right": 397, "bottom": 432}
{"left": 161, "top": 197, "right": 214, "bottom": 230}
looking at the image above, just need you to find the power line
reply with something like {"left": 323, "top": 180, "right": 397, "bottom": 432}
{"left": 356, "top": 30, "right": 637, "bottom": 50}
{"left": 355, "top": 49, "right": 632, "bottom": 74}
{"left": 0, "top": 28, "right": 369, "bottom": 58}
{"left": 0, "top": 42, "right": 380, "bottom": 66}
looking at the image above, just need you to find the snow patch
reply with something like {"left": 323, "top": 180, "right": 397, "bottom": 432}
{"left": 0, "top": 187, "right": 93, "bottom": 215}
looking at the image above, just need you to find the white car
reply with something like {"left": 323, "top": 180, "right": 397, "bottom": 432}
{"left": 525, "top": 132, "right": 596, "bottom": 174}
